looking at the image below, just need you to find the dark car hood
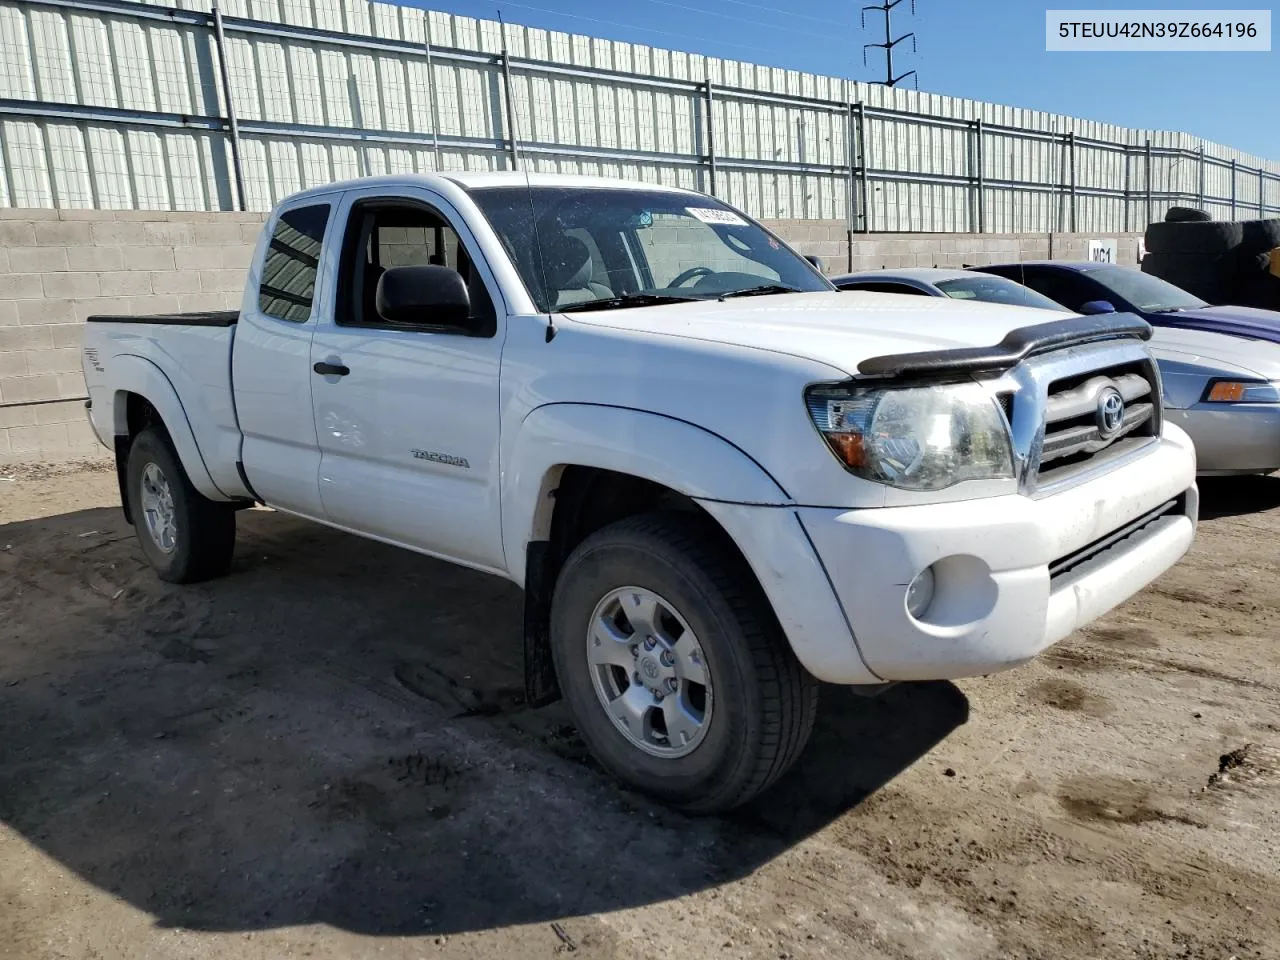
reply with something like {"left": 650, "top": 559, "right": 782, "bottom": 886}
{"left": 1147, "top": 305, "right": 1280, "bottom": 345}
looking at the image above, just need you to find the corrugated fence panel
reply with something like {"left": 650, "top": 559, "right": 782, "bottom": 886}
{"left": 0, "top": 0, "right": 1275, "bottom": 225}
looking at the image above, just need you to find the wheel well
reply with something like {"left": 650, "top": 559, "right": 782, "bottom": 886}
{"left": 124, "top": 392, "right": 163, "bottom": 440}
{"left": 522, "top": 466, "right": 734, "bottom": 708}
{"left": 113, "top": 393, "right": 165, "bottom": 524}
{"left": 549, "top": 466, "right": 701, "bottom": 559}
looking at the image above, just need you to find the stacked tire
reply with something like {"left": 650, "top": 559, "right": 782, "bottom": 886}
{"left": 1142, "top": 207, "right": 1280, "bottom": 309}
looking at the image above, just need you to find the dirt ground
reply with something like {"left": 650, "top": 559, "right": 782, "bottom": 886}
{"left": 1, "top": 462, "right": 1278, "bottom": 960}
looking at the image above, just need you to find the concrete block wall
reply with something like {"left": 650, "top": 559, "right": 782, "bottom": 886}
{"left": 0, "top": 208, "right": 1140, "bottom": 463}
{"left": 0, "top": 209, "right": 267, "bottom": 462}
{"left": 768, "top": 222, "right": 1145, "bottom": 272}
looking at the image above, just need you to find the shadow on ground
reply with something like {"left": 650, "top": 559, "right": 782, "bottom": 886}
{"left": 0, "top": 505, "right": 966, "bottom": 937}
{"left": 1198, "top": 473, "right": 1280, "bottom": 521}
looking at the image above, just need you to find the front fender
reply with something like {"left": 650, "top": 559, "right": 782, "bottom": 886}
{"left": 502, "top": 403, "right": 791, "bottom": 581}
{"left": 107, "top": 355, "right": 229, "bottom": 501}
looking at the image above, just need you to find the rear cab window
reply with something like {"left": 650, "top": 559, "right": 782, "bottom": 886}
{"left": 838, "top": 281, "right": 930, "bottom": 295}
{"left": 258, "top": 204, "right": 331, "bottom": 322}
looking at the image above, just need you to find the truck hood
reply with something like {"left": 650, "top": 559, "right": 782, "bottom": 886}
{"left": 1148, "top": 305, "right": 1280, "bottom": 346}
{"left": 563, "top": 291, "right": 1089, "bottom": 376}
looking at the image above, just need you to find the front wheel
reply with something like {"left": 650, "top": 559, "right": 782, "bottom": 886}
{"left": 549, "top": 512, "right": 818, "bottom": 813}
{"left": 126, "top": 427, "right": 236, "bottom": 583}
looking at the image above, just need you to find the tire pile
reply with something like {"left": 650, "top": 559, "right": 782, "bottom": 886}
{"left": 1142, "top": 206, "right": 1280, "bottom": 308}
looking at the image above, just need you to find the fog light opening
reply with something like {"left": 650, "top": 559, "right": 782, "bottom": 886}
{"left": 905, "top": 566, "right": 936, "bottom": 620}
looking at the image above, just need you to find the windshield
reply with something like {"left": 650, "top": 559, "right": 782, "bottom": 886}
{"left": 1086, "top": 264, "right": 1207, "bottom": 312}
{"left": 935, "top": 275, "right": 1067, "bottom": 312}
{"left": 467, "top": 186, "right": 831, "bottom": 313}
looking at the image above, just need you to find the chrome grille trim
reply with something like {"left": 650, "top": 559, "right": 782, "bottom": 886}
{"left": 1043, "top": 372, "right": 1151, "bottom": 423}
{"left": 1040, "top": 403, "right": 1153, "bottom": 461}
{"left": 983, "top": 339, "right": 1164, "bottom": 497}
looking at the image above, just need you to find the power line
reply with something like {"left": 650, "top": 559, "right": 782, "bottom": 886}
{"left": 710, "top": 0, "right": 842, "bottom": 27}
{"left": 638, "top": 0, "right": 848, "bottom": 43}
{"left": 492, "top": 1, "right": 777, "bottom": 55}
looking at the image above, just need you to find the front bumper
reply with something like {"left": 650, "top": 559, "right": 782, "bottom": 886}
{"left": 700, "top": 425, "right": 1197, "bottom": 685}
{"left": 799, "top": 426, "right": 1197, "bottom": 681}
{"left": 1167, "top": 404, "right": 1280, "bottom": 475}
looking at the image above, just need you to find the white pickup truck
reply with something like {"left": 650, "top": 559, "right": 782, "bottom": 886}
{"left": 82, "top": 173, "right": 1198, "bottom": 811}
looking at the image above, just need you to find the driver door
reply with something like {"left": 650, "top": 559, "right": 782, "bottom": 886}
{"left": 307, "top": 186, "right": 508, "bottom": 573}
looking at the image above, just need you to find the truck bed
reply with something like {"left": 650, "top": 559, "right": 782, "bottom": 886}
{"left": 85, "top": 310, "right": 239, "bottom": 327}
{"left": 82, "top": 311, "right": 248, "bottom": 501}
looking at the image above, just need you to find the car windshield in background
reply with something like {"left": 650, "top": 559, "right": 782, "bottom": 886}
{"left": 1086, "top": 264, "right": 1208, "bottom": 313}
{"left": 467, "top": 186, "right": 831, "bottom": 313}
{"left": 935, "top": 276, "right": 1066, "bottom": 312}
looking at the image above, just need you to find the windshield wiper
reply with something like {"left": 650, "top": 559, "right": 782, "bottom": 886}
{"left": 559, "top": 293, "right": 703, "bottom": 313}
{"left": 717, "top": 284, "right": 803, "bottom": 300}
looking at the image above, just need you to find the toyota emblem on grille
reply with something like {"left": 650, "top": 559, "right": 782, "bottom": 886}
{"left": 1096, "top": 387, "right": 1125, "bottom": 438}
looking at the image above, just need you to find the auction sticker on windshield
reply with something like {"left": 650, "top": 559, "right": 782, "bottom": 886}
{"left": 687, "top": 207, "right": 748, "bottom": 226}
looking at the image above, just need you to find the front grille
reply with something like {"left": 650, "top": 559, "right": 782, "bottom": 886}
{"left": 1036, "top": 360, "right": 1160, "bottom": 485}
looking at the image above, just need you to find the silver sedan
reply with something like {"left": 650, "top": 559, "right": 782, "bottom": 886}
{"left": 832, "top": 267, "right": 1280, "bottom": 476}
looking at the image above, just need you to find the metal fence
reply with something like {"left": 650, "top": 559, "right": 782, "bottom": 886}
{"left": 1, "top": 0, "right": 1277, "bottom": 231}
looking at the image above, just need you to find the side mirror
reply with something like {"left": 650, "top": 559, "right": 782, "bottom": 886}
{"left": 1079, "top": 299, "right": 1117, "bottom": 315}
{"left": 804, "top": 254, "right": 824, "bottom": 273}
{"left": 376, "top": 265, "right": 471, "bottom": 327}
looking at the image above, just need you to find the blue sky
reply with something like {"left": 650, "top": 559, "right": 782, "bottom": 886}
{"left": 402, "top": 0, "right": 1279, "bottom": 161}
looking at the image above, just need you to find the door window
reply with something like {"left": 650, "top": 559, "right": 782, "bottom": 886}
{"left": 1011, "top": 268, "right": 1094, "bottom": 313}
{"left": 338, "top": 202, "right": 496, "bottom": 333}
{"left": 258, "top": 204, "right": 330, "bottom": 322}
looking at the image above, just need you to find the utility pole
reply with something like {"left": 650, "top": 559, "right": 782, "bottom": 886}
{"left": 862, "top": 0, "right": 918, "bottom": 87}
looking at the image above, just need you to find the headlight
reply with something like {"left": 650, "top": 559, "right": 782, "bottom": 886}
{"left": 1202, "top": 380, "right": 1280, "bottom": 403}
{"left": 806, "top": 381, "right": 1014, "bottom": 491}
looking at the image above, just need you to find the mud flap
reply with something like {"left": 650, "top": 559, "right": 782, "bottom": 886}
{"left": 114, "top": 435, "right": 133, "bottom": 525}
{"left": 523, "top": 540, "right": 561, "bottom": 707}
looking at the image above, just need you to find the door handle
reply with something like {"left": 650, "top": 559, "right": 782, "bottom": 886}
{"left": 313, "top": 361, "right": 350, "bottom": 377}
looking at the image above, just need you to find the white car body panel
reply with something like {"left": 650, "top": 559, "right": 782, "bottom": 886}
{"left": 797, "top": 423, "right": 1195, "bottom": 680}
{"left": 231, "top": 194, "right": 338, "bottom": 515}
{"left": 1151, "top": 325, "right": 1280, "bottom": 404}
{"left": 83, "top": 324, "right": 238, "bottom": 500}
{"left": 308, "top": 185, "right": 510, "bottom": 571}
{"left": 81, "top": 172, "right": 1199, "bottom": 687}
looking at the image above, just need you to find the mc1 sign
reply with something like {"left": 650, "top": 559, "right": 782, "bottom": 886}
{"left": 1088, "top": 239, "right": 1118, "bottom": 263}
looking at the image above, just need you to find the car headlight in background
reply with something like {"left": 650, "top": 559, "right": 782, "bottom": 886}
{"left": 806, "top": 381, "right": 1015, "bottom": 491}
{"left": 1202, "top": 379, "right": 1280, "bottom": 403}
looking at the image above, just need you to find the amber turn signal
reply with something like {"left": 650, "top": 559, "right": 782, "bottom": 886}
{"left": 1205, "top": 381, "right": 1247, "bottom": 402}
{"left": 826, "top": 431, "right": 867, "bottom": 468}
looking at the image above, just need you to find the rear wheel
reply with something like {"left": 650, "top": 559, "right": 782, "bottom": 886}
{"left": 126, "top": 427, "right": 236, "bottom": 583}
{"left": 549, "top": 512, "right": 818, "bottom": 813}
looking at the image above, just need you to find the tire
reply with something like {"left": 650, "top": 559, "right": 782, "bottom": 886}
{"left": 1238, "top": 272, "right": 1280, "bottom": 311}
{"left": 125, "top": 427, "right": 236, "bottom": 583}
{"left": 1141, "top": 252, "right": 1228, "bottom": 302}
{"left": 1238, "top": 250, "right": 1274, "bottom": 274}
{"left": 1144, "top": 220, "right": 1244, "bottom": 256}
{"left": 1164, "top": 205, "right": 1212, "bottom": 223}
{"left": 1240, "top": 219, "right": 1280, "bottom": 254}
{"left": 549, "top": 511, "right": 818, "bottom": 813}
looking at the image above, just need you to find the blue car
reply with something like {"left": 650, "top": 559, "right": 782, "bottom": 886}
{"left": 974, "top": 261, "right": 1280, "bottom": 345}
